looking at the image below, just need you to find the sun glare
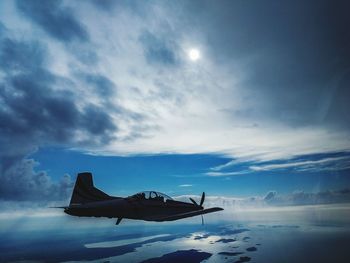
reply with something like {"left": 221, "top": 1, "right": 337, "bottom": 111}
{"left": 188, "top": 48, "right": 200, "bottom": 61}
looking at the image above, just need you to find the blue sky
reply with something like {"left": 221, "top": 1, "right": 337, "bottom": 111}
{"left": 31, "top": 147, "right": 350, "bottom": 198}
{"left": 0, "top": 0, "right": 350, "bottom": 204}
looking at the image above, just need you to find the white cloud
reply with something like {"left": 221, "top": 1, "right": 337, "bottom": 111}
{"left": 250, "top": 156, "right": 350, "bottom": 172}
{"left": 206, "top": 170, "right": 251, "bottom": 177}
{"left": 210, "top": 160, "right": 240, "bottom": 171}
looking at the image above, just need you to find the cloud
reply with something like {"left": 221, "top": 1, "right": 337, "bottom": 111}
{"left": 0, "top": 158, "right": 73, "bottom": 201}
{"left": 0, "top": 38, "right": 45, "bottom": 73}
{"left": 90, "top": 0, "right": 116, "bottom": 12}
{"left": 178, "top": 184, "right": 192, "bottom": 187}
{"left": 139, "top": 30, "right": 178, "bottom": 66}
{"left": 206, "top": 171, "right": 251, "bottom": 177}
{"left": 209, "top": 160, "right": 239, "bottom": 172}
{"left": 250, "top": 155, "right": 350, "bottom": 172}
{"left": 0, "top": 38, "right": 116, "bottom": 146}
{"left": 16, "top": 0, "right": 89, "bottom": 42}
{"left": 79, "top": 73, "right": 116, "bottom": 97}
{"left": 205, "top": 152, "right": 350, "bottom": 176}
{"left": 187, "top": 0, "right": 350, "bottom": 129}
{"left": 0, "top": 29, "right": 117, "bottom": 200}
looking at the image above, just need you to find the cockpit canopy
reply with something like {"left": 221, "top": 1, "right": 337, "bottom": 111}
{"left": 130, "top": 191, "right": 173, "bottom": 201}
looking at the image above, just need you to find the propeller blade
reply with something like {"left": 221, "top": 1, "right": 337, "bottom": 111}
{"left": 201, "top": 215, "right": 204, "bottom": 225}
{"left": 189, "top": 197, "right": 198, "bottom": 206}
{"left": 200, "top": 192, "right": 205, "bottom": 206}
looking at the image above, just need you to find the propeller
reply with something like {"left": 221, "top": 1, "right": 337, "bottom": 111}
{"left": 189, "top": 197, "right": 198, "bottom": 206}
{"left": 189, "top": 192, "right": 205, "bottom": 207}
{"left": 189, "top": 192, "right": 206, "bottom": 225}
{"left": 200, "top": 192, "right": 205, "bottom": 206}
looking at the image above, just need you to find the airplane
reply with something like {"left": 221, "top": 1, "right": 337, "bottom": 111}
{"left": 60, "top": 172, "right": 223, "bottom": 225}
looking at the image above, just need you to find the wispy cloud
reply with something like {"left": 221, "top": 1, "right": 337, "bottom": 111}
{"left": 178, "top": 184, "right": 192, "bottom": 187}
{"left": 206, "top": 170, "right": 251, "bottom": 177}
{"left": 210, "top": 160, "right": 239, "bottom": 171}
{"left": 205, "top": 152, "right": 350, "bottom": 176}
{"left": 250, "top": 156, "right": 350, "bottom": 172}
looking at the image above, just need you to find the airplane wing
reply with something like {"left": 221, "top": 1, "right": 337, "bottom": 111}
{"left": 149, "top": 207, "right": 224, "bottom": 222}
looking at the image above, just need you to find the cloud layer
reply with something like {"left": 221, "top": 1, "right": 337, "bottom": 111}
{"left": 177, "top": 188, "right": 350, "bottom": 209}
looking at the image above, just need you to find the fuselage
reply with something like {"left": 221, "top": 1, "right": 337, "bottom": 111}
{"left": 63, "top": 172, "right": 222, "bottom": 224}
{"left": 64, "top": 196, "right": 202, "bottom": 221}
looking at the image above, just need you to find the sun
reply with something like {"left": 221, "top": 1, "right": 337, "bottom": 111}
{"left": 188, "top": 48, "right": 200, "bottom": 61}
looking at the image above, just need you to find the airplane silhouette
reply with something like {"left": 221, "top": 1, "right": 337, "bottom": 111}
{"left": 61, "top": 172, "right": 223, "bottom": 225}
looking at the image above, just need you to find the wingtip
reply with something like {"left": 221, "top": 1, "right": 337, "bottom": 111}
{"left": 212, "top": 207, "right": 224, "bottom": 211}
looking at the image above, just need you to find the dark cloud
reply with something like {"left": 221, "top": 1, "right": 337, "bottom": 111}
{"left": 15, "top": 1, "right": 98, "bottom": 66}
{"left": 139, "top": 31, "right": 178, "bottom": 66}
{"left": 0, "top": 22, "right": 5, "bottom": 35}
{"left": 15, "top": 0, "right": 103, "bottom": 66}
{"left": 81, "top": 105, "right": 116, "bottom": 141}
{"left": 80, "top": 73, "right": 116, "bottom": 97}
{"left": 0, "top": 41, "right": 116, "bottom": 146}
{"left": 0, "top": 37, "right": 45, "bottom": 73}
{"left": 178, "top": 0, "right": 350, "bottom": 129}
{"left": 90, "top": 0, "right": 152, "bottom": 18}
{"left": 68, "top": 44, "right": 99, "bottom": 65}
{"left": 90, "top": 0, "right": 116, "bottom": 11}
{"left": 0, "top": 158, "right": 73, "bottom": 201}
{"left": 324, "top": 71, "right": 350, "bottom": 128}
{"left": 0, "top": 33, "right": 116, "bottom": 201}
{"left": 16, "top": 0, "right": 89, "bottom": 42}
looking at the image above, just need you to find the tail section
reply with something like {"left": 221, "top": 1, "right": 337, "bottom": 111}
{"left": 69, "top": 172, "right": 112, "bottom": 205}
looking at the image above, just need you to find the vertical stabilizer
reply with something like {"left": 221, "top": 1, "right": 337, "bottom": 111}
{"left": 69, "top": 172, "right": 112, "bottom": 205}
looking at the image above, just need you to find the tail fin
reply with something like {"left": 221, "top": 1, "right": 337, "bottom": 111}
{"left": 69, "top": 172, "right": 112, "bottom": 205}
